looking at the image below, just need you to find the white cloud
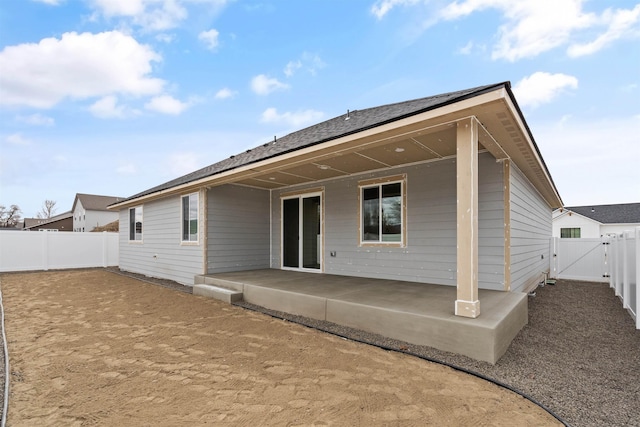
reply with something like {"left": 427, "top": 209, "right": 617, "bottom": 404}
{"left": 16, "top": 114, "right": 55, "bottom": 126}
{"left": 382, "top": 1, "right": 639, "bottom": 61}
{"left": 156, "top": 33, "right": 176, "bottom": 43}
{"left": 567, "top": 4, "right": 640, "bottom": 57}
{"left": 250, "top": 74, "right": 290, "bottom": 96}
{"left": 284, "top": 60, "right": 302, "bottom": 77}
{"left": 6, "top": 133, "right": 32, "bottom": 146}
{"left": 199, "top": 29, "right": 219, "bottom": 51}
{"left": 283, "top": 52, "right": 326, "bottom": 78}
{"left": 88, "top": 0, "right": 230, "bottom": 32}
{"left": 89, "top": 95, "right": 136, "bottom": 119}
{"left": 441, "top": 0, "right": 596, "bottom": 61}
{"left": 457, "top": 40, "right": 474, "bottom": 55}
{"left": 144, "top": 95, "right": 190, "bottom": 115}
{"left": 214, "top": 88, "right": 236, "bottom": 99}
{"left": 32, "top": 0, "right": 64, "bottom": 5}
{"left": 371, "top": 0, "right": 420, "bottom": 20}
{"left": 0, "top": 31, "right": 164, "bottom": 109}
{"left": 90, "top": 0, "right": 186, "bottom": 31}
{"left": 513, "top": 72, "right": 578, "bottom": 108}
{"left": 260, "top": 108, "right": 325, "bottom": 128}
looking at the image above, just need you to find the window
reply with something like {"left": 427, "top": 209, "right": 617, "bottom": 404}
{"left": 129, "top": 206, "right": 143, "bottom": 241}
{"left": 561, "top": 228, "right": 580, "bottom": 238}
{"left": 360, "top": 177, "right": 404, "bottom": 245}
{"left": 182, "top": 193, "right": 199, "bottom": 242}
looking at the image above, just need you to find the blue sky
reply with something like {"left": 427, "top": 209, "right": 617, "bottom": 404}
{"left": 1, "top": 0, "right": 639, "bottom": 218}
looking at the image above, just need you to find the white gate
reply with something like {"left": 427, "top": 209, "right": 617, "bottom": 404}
{"left": 550, "top": 237, "right": 610, "bottom": 282}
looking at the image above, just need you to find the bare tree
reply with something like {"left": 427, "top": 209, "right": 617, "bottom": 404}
{"left": 36, "top": 199, "right": 57, "bottom": 219}
{"left": 0, "top": 204, "right": 22, "bottom": 228}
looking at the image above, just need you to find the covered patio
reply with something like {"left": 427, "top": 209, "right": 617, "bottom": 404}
{"left": 194, "top": 269, "right": 527, "bottom": 364}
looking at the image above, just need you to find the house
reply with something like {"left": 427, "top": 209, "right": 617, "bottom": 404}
{"left": 72, "top": 193, "right": 124, "bottom": 232}
{"left": 109, "top": 82, "right": 563, "bottom": 362}
{"left": 553, "top": 203, "right": 640, "bottom": 238}
{"left": 22, "top": 211, "right": 73, "bottom": 231}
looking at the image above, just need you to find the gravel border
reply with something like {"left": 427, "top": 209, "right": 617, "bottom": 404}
{"left": 2, "top": 269, "right": 638, "bottom": 427}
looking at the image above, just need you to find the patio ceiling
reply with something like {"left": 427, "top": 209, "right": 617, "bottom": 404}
{"left": 229, "top": 91, "right": 561, "bottom": 208}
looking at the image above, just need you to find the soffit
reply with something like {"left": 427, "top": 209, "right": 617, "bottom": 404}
{"left": 231, "top": 95, "right": 561, "bottom": 208}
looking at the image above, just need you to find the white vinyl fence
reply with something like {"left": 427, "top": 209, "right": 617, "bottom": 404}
{"left": 0, "top": 230, "right": 118, "bottom": 272}
{"left": 609, "top": 228, "right": 639, "bottom": 329}
{"left": 550, "top": 228, "right": 639, "bottom": 329}
{"left": 549, "top": 236, "right": 611, "bottom": 282}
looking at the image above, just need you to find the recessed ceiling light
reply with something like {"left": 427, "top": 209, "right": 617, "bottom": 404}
{"left": 269, "top": 177, "right": 276, "bottom": 180}
{"left": 394, "top": 147, "right": 405, "bottom": 153}
{"left": 317, "top": 165, "right": 330, "bottom": 170}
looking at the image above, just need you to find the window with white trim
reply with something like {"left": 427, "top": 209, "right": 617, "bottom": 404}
{"left": 129, "top": 206, "right": 143, "bottom": 241}
{"left": 560, "top": 227, "right": 580, "bottom": 238}
{"left": 360, "top": 179, "right": 404, "bottom": 244}
{"left": 182, "top": 193, "right": 199, "bottom": 242}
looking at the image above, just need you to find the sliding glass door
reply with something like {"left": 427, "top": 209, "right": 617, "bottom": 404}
{"left": 282, "top": 193, "right": 322, "bottom": 271}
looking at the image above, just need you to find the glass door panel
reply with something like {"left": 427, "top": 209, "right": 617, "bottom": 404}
{"left": 282, "top": 198, "right": 300, "bottom": 268}
{"left": 282, "top": 194, "right": 321, "bottom": 271}
{"left": 302, "top": 196, "right": 321, "bottom": 269}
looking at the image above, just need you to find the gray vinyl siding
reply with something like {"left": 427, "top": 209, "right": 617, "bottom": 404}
{"left": 271, "top": 152, "right": 505, "bottom": 290}
{"left": 509, "top": 163, "right": 552, "bottom": 293}
{"left": 207, "top": 184, "right": 270, "bottom": 273}
{"left": 118, "top": 194, "right": 204, "bottom": 285}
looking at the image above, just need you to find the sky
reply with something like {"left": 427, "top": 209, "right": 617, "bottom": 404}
{"left": 1, "top": 0, "right": 639, "bottom": 218}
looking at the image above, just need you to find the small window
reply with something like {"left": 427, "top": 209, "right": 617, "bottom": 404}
{"left": 560, "top": 228, "right": 580, "bottom": 238}
{"left": 129, "top": 206, "right": 143, "bottom": 241}
{"left": 360, "top": 179, "right": 404, "bottom": 244}
{"left": 182, "top": 193, "right": 199, "bottom": 242}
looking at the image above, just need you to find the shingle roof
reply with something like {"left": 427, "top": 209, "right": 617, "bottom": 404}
{"left": 119, "top": 82, "right": 509, "bottom": 204}
{"left": 23, "top": 211, "right": 73, "bottom": 229}
{"left": 563, "top": 203, "right": 640, "bottom": 224}
{"left": 74, "top": 194, "right": 125, "bottom": 212}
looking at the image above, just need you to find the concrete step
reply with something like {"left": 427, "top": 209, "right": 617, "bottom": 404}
{"left": 194, "top": 275, "right": 244, "bottom": 292}
{"left": 193, "top": 284, "right": 243, "bottom": 304}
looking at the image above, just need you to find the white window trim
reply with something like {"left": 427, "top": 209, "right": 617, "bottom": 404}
{"left": 128, "top": 205, "right": 143, "bottom": 243}
{"left": 358, "top": 174, "right": 407, "bottom": 248}
{"left": 181, "top": 192, "right": 200, "bottom": 245}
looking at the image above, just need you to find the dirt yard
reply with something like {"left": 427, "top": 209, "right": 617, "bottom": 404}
{"left": 0, "top": 270, "right": 560, "bottom": 426}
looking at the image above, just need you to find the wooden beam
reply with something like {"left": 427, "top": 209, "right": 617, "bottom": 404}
{"left": 455, "top": 117, "right": 480, "bottom": 318}
{"left": 503, "top": 160, "right": 511, "bottom": 291}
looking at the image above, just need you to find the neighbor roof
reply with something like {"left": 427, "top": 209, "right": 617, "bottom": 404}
{"left": 23, "top": 211, "right": 73, "bottom": 230}
{"left": 111, "top": 81, "right": 560, "bottom": 209}
{"left": 561, "top": 203, "right": 640, "bottom": 224}
{"left": 73, "top": 193, "right": 125, "bottom": 212}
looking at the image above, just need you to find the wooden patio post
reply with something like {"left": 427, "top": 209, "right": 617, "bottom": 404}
{"left": 455, "top": 117, "right": 480, "bottom": 318}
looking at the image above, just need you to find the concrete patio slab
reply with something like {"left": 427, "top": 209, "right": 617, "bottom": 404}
{"left": 195, "top": 269, "right": 527, "bottom": 363}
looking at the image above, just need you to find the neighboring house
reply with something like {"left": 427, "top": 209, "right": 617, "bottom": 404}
{"left": 72, "top": 193, "right": 124, "bottom": 232}
{"left": 23, "top": 211, "right": 73, "bottom": 231}
{"left": 110, "top": 82, "right": 562, "bottom": 317}
{"left": 553, "top": 202, "right": 640, "bottom": 238}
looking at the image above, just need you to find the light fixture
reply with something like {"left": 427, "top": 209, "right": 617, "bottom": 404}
{"left": 317, "top": 165, "right": 330, "bottom": 170}
{"left": 394, "top": 147, "right": 405, "bottom": 153}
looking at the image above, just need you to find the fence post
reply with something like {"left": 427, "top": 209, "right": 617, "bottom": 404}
{"left": 614, "top": 235, "right": 622, "bottom": 297}
{"left": 622, "top": 231, "right": 629, "bottom": 309}
{"left": 636, "top": 227, "right": 640, "bottom": 330}
{"left": 102, "top": 232, "right": 108, "bottom": 268}
{"left": 41, "top": 231, "right": 49, "bottom": 271}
